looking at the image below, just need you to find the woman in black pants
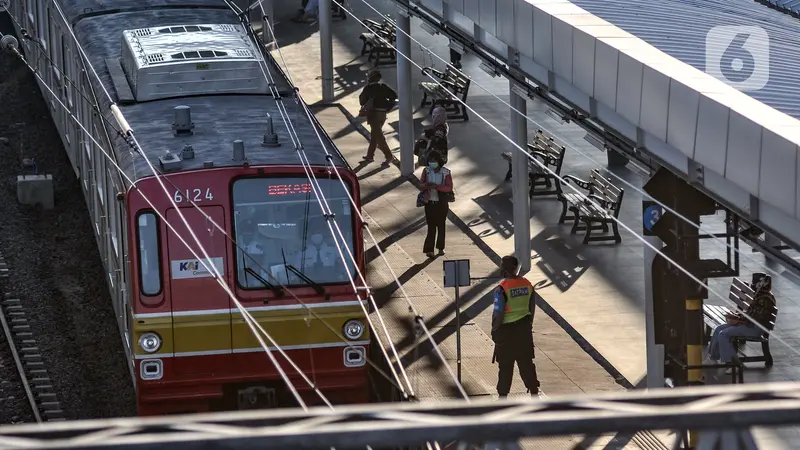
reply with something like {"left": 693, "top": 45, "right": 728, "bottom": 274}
{"left": 418, "top": 151, "right": 454, "bottom": 258}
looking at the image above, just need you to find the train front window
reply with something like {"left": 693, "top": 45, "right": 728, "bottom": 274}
{"left": 137, "top": 212, "right": 162, "bottom": 296}
{"left": 232, "top": 177, "right": 356, "bottom": 289}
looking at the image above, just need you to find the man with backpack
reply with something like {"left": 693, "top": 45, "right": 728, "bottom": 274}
{"left": 358, "top": 69, "right": 397, "bottom": 166}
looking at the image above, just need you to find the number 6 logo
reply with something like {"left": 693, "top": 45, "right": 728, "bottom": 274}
{"left": 705, "top": 25, "right": 769, "bottom": 92}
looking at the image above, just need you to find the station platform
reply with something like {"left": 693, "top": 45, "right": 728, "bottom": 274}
{"left": 269, "top": 0, "right": 800, "bottom": 447}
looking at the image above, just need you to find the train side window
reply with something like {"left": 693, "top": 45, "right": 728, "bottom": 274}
{"left": 137, "top": 212, "right": 162, "bottom": 296}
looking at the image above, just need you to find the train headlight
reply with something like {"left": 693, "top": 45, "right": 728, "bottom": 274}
{"left": 343, "top": 319, "right": 365, "bottom": 340}
{"left": 138, "top": 332, "right": 162, "bottom": 353}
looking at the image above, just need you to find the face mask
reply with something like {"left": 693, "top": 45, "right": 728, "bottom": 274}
{"left": 428, "top": 162, "right": 438, "bottom": 170}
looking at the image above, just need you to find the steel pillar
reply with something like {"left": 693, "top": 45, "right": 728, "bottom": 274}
{"left": 396, "top": 8, "right": 414, "bottom": 176}
{"left": 319, "top": 0, "right": 334, "bottom": 102}
{"left": 260, "top": 0, "right": 274, "bottom": 45}
{"left": 643, "top": 234, "right": 665, "bottom": 389}
{"left": 510, "top": 83, "right": 531, "bottom": 272}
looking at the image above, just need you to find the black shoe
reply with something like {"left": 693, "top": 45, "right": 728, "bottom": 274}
{"left": 437, "top": 249, "right": 445, "bottom": 255}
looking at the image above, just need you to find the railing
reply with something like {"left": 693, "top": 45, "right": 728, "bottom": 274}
{"left": 2, "top": 382, "right": 799, "bottom": 449}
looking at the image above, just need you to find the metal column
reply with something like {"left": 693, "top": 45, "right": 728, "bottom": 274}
{"left": 260, "top": 0, "right": 274, "bottom": 45}
{"left": 396, "top": 7, "right": 414, "bottom": 176}
{"left": 643, "top": 235, "right": 665, "bottom": 389}
{"left": 319, "top": 0, "right": 334, "bottom": 102}
{"left": 509, "top": 83, "right": 531, "bottom": 272}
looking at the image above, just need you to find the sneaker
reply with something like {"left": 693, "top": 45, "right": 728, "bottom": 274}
{"left": 703, "top": 357, "right": 718, "bottom": 366}
{"left": 381, "top": 160, "right": 391, "bottom": 167}
{"left": 437, "top": 249, "right": 445, "bottom": 255}
{"left": 361, "top": 156, "right": 374, "bottom": 163}
{"left": 425, "top": 252, "right": 434, "bottom": 258}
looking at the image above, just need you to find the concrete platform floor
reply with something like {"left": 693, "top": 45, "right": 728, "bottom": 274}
{"left": 268, "top": 0, "right": 800, "bottom": 447}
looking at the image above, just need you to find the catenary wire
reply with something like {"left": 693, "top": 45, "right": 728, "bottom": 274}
{"left": 223, "top": 1, "right": 417, "bottom": 397}
{"left": 244, "top": 1, "right": 462, "bottom": 400}
{"left": 247, "top": 6, "right": 418, "bottom": 397}
{"left": 316, "top": 0, "right": 799, "bottom": 355}
{"left": 1, "top": 36, "right": 326, "bottom": 412}
{"left": 351, "top": 0, "right": 796, "bottom": 301}
{"left": 44, "top": 1, "right": 412, "bottom": 399}
{"left": 260, "top": 14, "right": 470, "bottom": 401}
{"left": 0, "top": 19, "right": 404, "bottom": 399}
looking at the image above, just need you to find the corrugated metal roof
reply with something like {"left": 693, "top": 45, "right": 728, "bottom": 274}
{"left": 763, "top": 0, "right": 800, "bottom": 14}
{"left": 568, "top": 0, "right": 800, "bottom": 119}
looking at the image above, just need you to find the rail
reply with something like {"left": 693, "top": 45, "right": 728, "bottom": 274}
{"left": 0, "top": 252, "right": 65, "bottom": 423}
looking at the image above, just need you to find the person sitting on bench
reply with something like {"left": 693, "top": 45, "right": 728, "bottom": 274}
{"left": 706, "top": 275, "right": 776, "bottom": 368}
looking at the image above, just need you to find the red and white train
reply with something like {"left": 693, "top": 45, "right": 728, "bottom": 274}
{"left": 5, "top": 0, "right": 374, "bottom": 415}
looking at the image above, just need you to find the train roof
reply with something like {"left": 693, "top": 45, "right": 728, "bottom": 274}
{"left": 61, "top": 0, "right": 350, "bottom": 183}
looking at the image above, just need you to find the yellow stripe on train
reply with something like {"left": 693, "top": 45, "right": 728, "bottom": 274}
{"left": 132, "top": 306, "right": 367, "bottom": 358}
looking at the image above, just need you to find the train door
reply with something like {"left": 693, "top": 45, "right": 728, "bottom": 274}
{"left": 166, "top": 206, "right": 232, "bottom": 374}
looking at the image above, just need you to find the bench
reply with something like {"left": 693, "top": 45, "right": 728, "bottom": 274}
{"left": 359, "top": 18, "right": 396, "bottom": 67}
{"left": 418, "top": 66, "right": 471, "bottom": 121}
{"left": 702, "top": 277, "right": 776, "bottom": 368}
{"left": 557, "top": 169, "right": 624, "bottom": 244}
{"left": 500, "top": 129, "right": 566, "bottom": 197}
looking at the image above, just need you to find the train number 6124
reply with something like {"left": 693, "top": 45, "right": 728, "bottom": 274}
{"left": 173, "top": 188, "right": 214, "bottom": 203}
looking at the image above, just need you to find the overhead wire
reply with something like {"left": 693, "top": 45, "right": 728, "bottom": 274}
{"left": 317, "top": 0, "right": 800, "bottom": 358}
{"left": 352, "top": 0, "right": 798, "bottom": 304}
{"left": 5, "top": 12, "right": 404, "bottom": 402}
{"left": 228, "top": 0, "right": 417, "bottom": 398}
{"left": 2, "top": 20, "right": 323, "bottom": 412}
{"left": 48, "top": 0, "right": 412, "bottom": 401}
{"left": 260, "top": 13, "right": 469, "bottom": 401}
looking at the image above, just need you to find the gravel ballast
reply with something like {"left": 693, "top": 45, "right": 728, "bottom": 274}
{"left": 0, "top": 17, "right": 136, "bottom": 421}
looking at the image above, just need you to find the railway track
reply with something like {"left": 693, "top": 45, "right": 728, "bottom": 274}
{"left": 0, "top": 252, "right": 65, "bottom": 424}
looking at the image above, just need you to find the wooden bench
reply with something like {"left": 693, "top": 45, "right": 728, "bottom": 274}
{"left": 702, "top": 277, "right": 776, "bottom": 368}
{"left": 557, "top": 169, "right": 624, "bottom": 244}
{"left": 500, "top": 129, "right": 566, "bottom": 197}
{"left": 359, "top": 18, "right": 396, "bottom": 67}
{"left": 418, "top": 66, "right": 471, "bottom": 121}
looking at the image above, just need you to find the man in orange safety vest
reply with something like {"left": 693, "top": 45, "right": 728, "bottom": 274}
{"left": 491, "top": 255, "right": 540, "bottom": 398}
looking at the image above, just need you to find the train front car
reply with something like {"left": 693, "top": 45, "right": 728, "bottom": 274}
{"left": 130, "top": 167, "right": 368, "bottom": 415}
{"left": 104, "top": 19, "right": 367, "bottom": 414}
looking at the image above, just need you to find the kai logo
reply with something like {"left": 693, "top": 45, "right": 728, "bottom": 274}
{"left": 171, "top": 257, "right": 224, "bottom": 280}
{"left": 178, "top": 261, "right": 201, "bottom": 271}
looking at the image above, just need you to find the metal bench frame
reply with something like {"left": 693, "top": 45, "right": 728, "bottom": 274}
{"left": 557, "top": 169, "right": 624, "bottom": 244}
{"left": 418, "top": 66, "right": 471, "bottom": 121}
{"left": 501, "top": 130, "right": 565, "bottom": 197}
{"left": 702, "top": 278, "right": 775, "bottom": 368}
{"left": 359, "top": 18, "right": 396, "bottom": 67}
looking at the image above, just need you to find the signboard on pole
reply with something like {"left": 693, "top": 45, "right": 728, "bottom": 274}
{"left": 443, "top": 259, "right": 470, "bottom": 287}
{"left": 642, "top": 200, "right": 664, "bottom": 236}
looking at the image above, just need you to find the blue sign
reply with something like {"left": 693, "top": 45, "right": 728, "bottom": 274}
{"left": 643, "top": 205, "right": 662, "bottom": 232}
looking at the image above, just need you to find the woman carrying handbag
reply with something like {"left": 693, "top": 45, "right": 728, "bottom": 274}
{"left": 417, "top": 151, "right": 454, "bottom": 258}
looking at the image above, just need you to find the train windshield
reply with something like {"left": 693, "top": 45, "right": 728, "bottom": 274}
{"left": 232, "top": 177, "right": 357, "bottom": 289}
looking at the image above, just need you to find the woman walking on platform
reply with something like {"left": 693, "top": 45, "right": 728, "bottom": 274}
{"left": 418, "top": 151, "right": 454, "bottom": 258}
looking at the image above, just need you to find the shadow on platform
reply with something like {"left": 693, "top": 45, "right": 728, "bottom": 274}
{"left": 531, "top": 229, "right": 589, "bottom": 292}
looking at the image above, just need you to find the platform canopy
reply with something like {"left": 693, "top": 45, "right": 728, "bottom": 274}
{"left": 408, "top": 0, "right": 800, "bottom": 248}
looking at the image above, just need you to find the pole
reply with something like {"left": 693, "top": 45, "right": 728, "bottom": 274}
{"left": 260, "top": 0, "right": 274, "bottom": 46}
{"left": 455, "top": 271, "right": 462, "bottom": 384}
{"left": 319, "top": 0, "right": 334, "bottom": 102}
{"left": 509, "top": 82, "right": 531, "bottom": 272}
{"left": 644, "top": 235, "right": 664, "bottom": 389}
{"left": 686, "top": 297, "right": 703, "bottom": 448}
{"left": 396, "top": 7, "right": 414, "bottom": 176}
